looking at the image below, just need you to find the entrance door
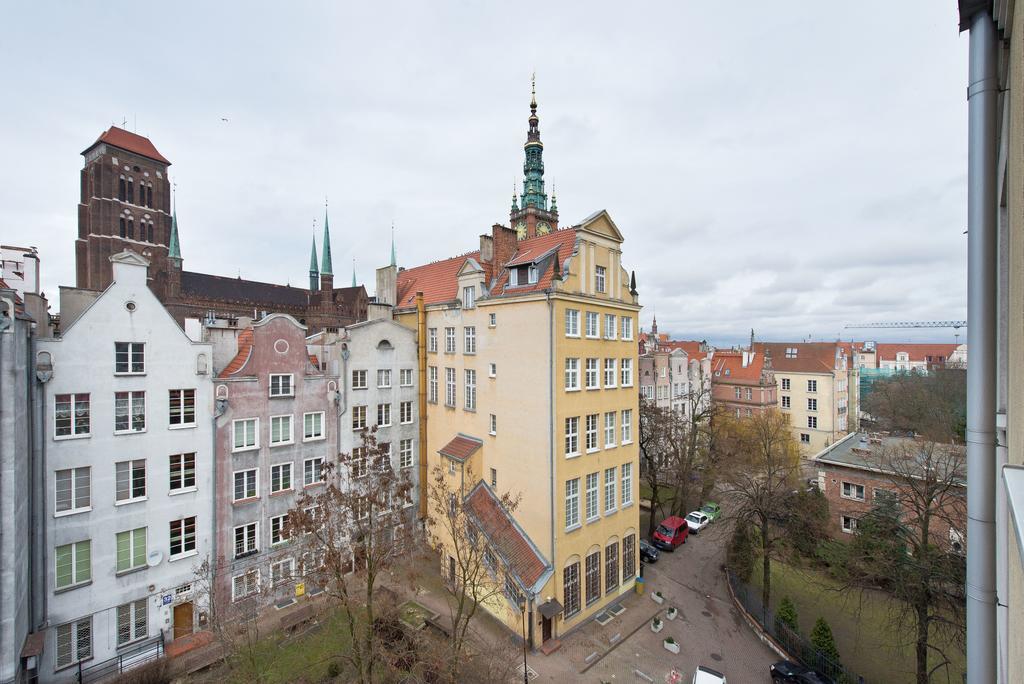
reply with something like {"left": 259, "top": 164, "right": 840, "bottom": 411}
{"left": 541, "top": 616, "right": 552, "bottom": 642}
{"left": 173, "top": 602, "right": 194, "bottom": 640}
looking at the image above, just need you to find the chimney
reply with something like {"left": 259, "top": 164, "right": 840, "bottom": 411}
{"left": 492, "top": 224, "right": 517, "bottom": 273}
{"left": 375, "top": 264, "right": 397, "bottom": 307}
{"left": 479, "top": 234, "right": 494, "bottom": 263}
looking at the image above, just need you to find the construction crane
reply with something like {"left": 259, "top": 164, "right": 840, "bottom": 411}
{"left": 844, "top": 321, "right": 968, "bottom": 344}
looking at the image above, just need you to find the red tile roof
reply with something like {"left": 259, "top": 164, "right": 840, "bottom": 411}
{"left": 438, "top": 434, "right": 483, "bottom": 462}
{"left": 85, "top": 126, "right": 170, "bottom": 165}
{"left": 874, "top": 343, "right": 961, "bottom": 363}
{"left": 218, "top": 328, "right": 255, "bottom": 378}
{"left": 490, "top": 228, "right": 578, "bottom": 296}
{"left": 711, "top": 351, "right": 765, "bottom": 383}
{"left": 464, "top": 482, "right": 549, "bottom": 588}
{"left": 757, "top": 342, "right": 842, "bottom": 373}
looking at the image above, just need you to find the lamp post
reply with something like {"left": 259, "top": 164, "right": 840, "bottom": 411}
{"left": 517, "top": 597, "right": 528, "bottom": 684}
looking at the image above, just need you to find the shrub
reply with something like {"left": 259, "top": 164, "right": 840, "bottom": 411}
{"left": 776, "top": 596, "right": 799, "bottom": 633}
{"left": 810, "top": 617, "right": 841, "bottom": 665}
{"left": 326, "top": 661, "right": 341, "bottom": 679}
{"left": 727, "top": 521, "right": 755, "bottom": 582}
{"left": 112, "top": 659, "right": 170, "bottom": 684}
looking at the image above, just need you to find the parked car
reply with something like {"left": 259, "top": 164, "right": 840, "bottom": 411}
{"left": 639, "top": 538, "right": 660, "bottom": 563}
{"left": 652, "top": 515, "right": 690, "bottom": 551}
{"left": 692, "top": 665, "right": 727, "bottom": 684}
{"left": 770, "top": 661, "right": 833, "bottom": 683}
{"left": 685, "top": 510, "right": 711, "bottom": 533}
{"left": 700, "top": 502, "right": 721, "bottom": 521}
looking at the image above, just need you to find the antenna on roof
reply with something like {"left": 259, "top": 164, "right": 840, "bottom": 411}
{"left": 121, "top": 117, "right": 128, "bottom": 128}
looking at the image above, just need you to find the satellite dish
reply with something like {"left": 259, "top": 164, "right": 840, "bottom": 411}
{"left": 147, "top": 550, "right": 164, "bottom": 567}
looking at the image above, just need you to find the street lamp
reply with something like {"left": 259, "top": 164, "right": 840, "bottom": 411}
{"left": 517, "top": 596, "right": 528, "bottom": 684}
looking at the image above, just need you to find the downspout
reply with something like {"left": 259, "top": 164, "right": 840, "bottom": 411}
{"left": 964, "top": 9, "right": 998, "bottom": 684}
{"left": 416, "top": 293, "right": 428, "bottom": 521}
{"left": 33, "top": 338, "right": 50, "bottom": 632}
{"left": 547, "top": 292, "right": 555, "bottom": 586}
{"left": 211, "top": 396, "right": 227, "bottom": 585}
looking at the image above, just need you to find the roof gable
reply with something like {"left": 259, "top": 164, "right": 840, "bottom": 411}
{"left": 576, "top": 209, "right": 623, "bottom": 242}
{"left": 85, "top": 126, "right": 170, "bottom": 165}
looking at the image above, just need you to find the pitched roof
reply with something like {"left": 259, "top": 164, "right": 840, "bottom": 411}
{"left": 438, "top": 434, "right": 483, "bottom": 462}
{"left": 396, "top": 250, "right": 481, "bottom": 308}
{"left": 874, "top": 343, "right": 962, "bottom": 363}
{"left": 218, "top": 328, "right": 255, "bottom": 377}
{"left": 463, "top": 482, "right": 550, "bottom": 589}
{"left": 489, "top": 228, "right": 578, "bottom": 296}
{"left": 711, "top": 351, "right": 765, "bottom": 383}
{"left": 85, "top": 126, "right": 170, "bottom": 165}
{"left": 757, "top": 342, "right": 842, "bottom": 374}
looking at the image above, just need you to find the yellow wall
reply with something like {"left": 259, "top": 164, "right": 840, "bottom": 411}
{"left": 775, "top": 370, "right": 851, "bottom": 456}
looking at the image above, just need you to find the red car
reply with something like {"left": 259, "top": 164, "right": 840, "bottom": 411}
{"left": 652, "top": 515, "right": 690, "bottom": 551}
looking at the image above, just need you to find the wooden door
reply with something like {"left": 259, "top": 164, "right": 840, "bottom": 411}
{"left": 173, "top": 602, "right": 194, "bottom": 639}
{"left": 541, "top": 616, "right": 552, "bottom": 642}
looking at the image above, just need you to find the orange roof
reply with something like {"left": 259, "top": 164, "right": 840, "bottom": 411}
{"left": 711, "top": 351, "right": 765, "bottom": 383}
{"left": 218, "top": 328, "right": 255, "bottom": 378}
{"left": 757, "top": 342, "right": 843, "bottom": 373}
{"left": 874, "top": 343, "right": 961, "bottom": 363}
{"left": 438, "top": 434, "right": 483, "bottom": 462}
{"left": 490, "top": 228, "right": 578, "bottom": 296}
{"left": 464, "top": 482, "right": 549, "bottom": 588}
{"left": 84, "top": 126, "right": 170, "bottom": 165}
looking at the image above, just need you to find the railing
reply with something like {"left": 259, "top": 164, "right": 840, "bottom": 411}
{"left": 725, "top": 569, "right": 865, "bottom": 684}
{"left": 78, "top": 632, "right": 164, "bottom": 683}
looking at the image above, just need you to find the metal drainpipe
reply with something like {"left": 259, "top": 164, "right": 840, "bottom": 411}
{"left": 416, "top": 293, "right": 428, "bottom": 521}
{"left": 965, "top": 9, "right": 998, "bottom": 683}
{"left": 212, "top": 396, "right": 227, "bottom": 586}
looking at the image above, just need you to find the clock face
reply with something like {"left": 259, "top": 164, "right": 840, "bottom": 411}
{"left": 515, "top": 222, "right": 527, "bottom": 240}
{"left": 536, "top": 222, "right": 551, "bottom": 235}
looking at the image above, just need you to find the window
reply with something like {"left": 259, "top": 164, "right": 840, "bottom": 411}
{"left": 55, "top": 467, "right": 91, "bottom": 514}
{"left": 464, "top": 369, "right": 477, "bottom": 410}
{"left": 604, "top": 412, "right": 616, "bottom": 448}
{"left": 270, "top": 414, "right": 293, "bottom": 445}
{"left": 842, "top": 482, "right": 866, "bottom": 501}
{"left": 586, "top": 472, "right": 599, "bottom": 521}
{"left": 807, "top": 398, "right": 818, "bottom": 411}
{"left": 621, "top": 316, "right": 633, "bottom": 341}
{"left": 585, "top": 311, "right": 599, "bottom": 338}
{"left": 490, "top": 467, "right": 498, "bottom": 488}
{"left": 604, "top": 314, "right": 616, "bottom": 339}
{"left": 271, "top": 462, "right": 293, "bottom": 493}
{"left": 304, "top": 457, "right": 325, "bottom": 486}
{"left": 445, "top": 368, "right": 456, "bottom": 407}
{"left": 565, "top": 309, "right": 580, "bottom": 337}
{"left": 800, "top": 433, "right": 810, "bottom": 444}
{"left": 427, "top": 328, "right": 438, "bottom": 353}
{"left": 488, "top": 362, "right": 497, "bottom": 377}
{"left": 234, "top": 522, "right": 258, "bottom": 558}
{"left": 808, "top": 416, "right": 818, "bottom": 429}
{"left": 271, "top": 514, "right": 290, "bottom": 545}
{"left": 565, "top": 478, "right": 580, "bottom": 529}
{"left": 734, "top": 387, "right": 742, "bottom": 399}
{"left": 400, "top": 369, "right": 414, "bottom": 386}
{"left": 303, "top": 411, "right": 325, "bottom": 441}
{"left": 622, "top": 534, "right": 636, "bottom": 580}
{"left": 595, "top": 265, "right": 606, "bottom": 293}
{"left": 621, "top": 409, "right": 633, "bottom": 443}
{"left": 464, "top": 326, "right": 476, "bottom": 354}
{"left": 168, "top": 389, "right": 196, "bottom": 426}
{"left": 527, "top": 264, "right": 539, "bottom": 283}
{"left": 232, "top": 569, "right": 260, "bottom": 601}
{"left": 377, "top": 403, "right": 392, "bottom": 427}
{"left": 269, "top": 374, "right": 294, "bottom": 397}
{"left": 400, "top": 401, "right": 413, "bottom": 424}
{"left": 114, "top": 391, "right": 146, "bottom": 433}
{"left": 621, "top": 463, "right": 633, "bottom": 506}
{"left": 233, "top": 418, "right": 258, "bottom": 451}
{"left": 55, "top": 618, "right": 91, "bottom": 669}
{"left": 744, "top": 387, "right": 752, "bottom": 400}
{"left": 377, "top": 369, "right": 392, "bottom": 388}
{"left": 781, "top": 378, "right": 791, "bottom": 391}
{"left": 119, "top": 176, "right": 127, "bottom": 200}
{"left": 604, "top": 358, "right": 617, "bottom": 387}
{"left": 463, "top": 285, "right": 476, "bottom": 308}
{"left": 352, "top": 369, "right": 368, "bottom": 389}
{"left": 444, "top": 327, "right": 456, "bottom": 353}
{"left": 55, "top": 540, "right": 91, "bottom": 589}
{"left": 621, "top": 358, "right": 633, "bottom": 387}
{"left": 114, "top": 342, "right": 145, "bottom": 374}
{"left": 585, "top": 551, "right": 601, "bottom": 605}
{"left": 233, "top": 469, "right": 258, "bottom": 502}
{"left": 115, "top": 460, "right": 146, "bottom": 503}
{"left": 785, "top": 347, "right": 797, "bottom": 359}
{"left": 781, "top": 395, "right": 791, "bottom": 409}
{"left": 116, "top": 599, "right": 147, "bottom": 646}
{"left": 271, "top": 557, "right": 294, "bottom": 585}
{"left": 352, "top": 405, "right": 367, "bottom": 430}
{"left": 564, "top": 562, "right": 581, "bottom": 618}
{"left": 807, "top": 379, "right": 817, "bottom": 393}
{"left": 428, "top": 366, "right": 438, "bottom": 403}
{"left": 166, "top": 453, "right": 196, "bottom": 494}
{"left": 116, "top": 528, "right": 147, "bottom": 573}
{"left": 605, "top": 541, "right": 619, "bottom": 593}
{"left": 55, "top": 393, "right": 90, "bottom": 437}
{"left": 400, "top": 439, "right": 414, "bottom": 469}
{"left": 841, "top": 515, "right": 858, "bottom": 533}
{"left": 604, "top": 467, "right": 617, "bottom": 513}
{"left": 351, "top": 448, "right": 368, "bottom": 479}
{"left": 170, "top": 516, "right": 197, "bottom": 557}
{"left": 489, "top": 312, "right": 497, "bottom": 327}
{"left": 582, "top": 358, "right": 599, "bottom": 390}
{"left": 585, "top": 414, "right": 599, "bottom": 451}
{"left": 565, "top": 417, "right": 580, "bottom": 456}
{"left": 565, "top": 358, "right": 580, "bottom": 391}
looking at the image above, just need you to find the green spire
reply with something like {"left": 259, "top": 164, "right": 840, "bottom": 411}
{"left": 551, "top": 183, "right": 558, "bottom": 213}
{"left": 351, "top": 258, "right": 357, "bottom": 287}
{"left": 390, "top": 224, "right": 397, "bottom": 267}
{"left": 320, "top": 207, "right": 333, "bottom": 275}
{"left": 511, "top": 182, "right": 519, "bottom": 212}
{"left": 168, "top": 207, "right": 181, "bottom": 260}
{"left": 521, "top": 75, "right": 548, "bottom": 210}
{"left": 309, "top": 234, "right": 319, "bottom": 274}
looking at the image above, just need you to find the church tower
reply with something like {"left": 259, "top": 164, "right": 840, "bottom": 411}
{"left": 76, "top": 127, "right": 173, "bottom": 293}
{"left": 510, "top": 78, "right": 559, "bottom": 240}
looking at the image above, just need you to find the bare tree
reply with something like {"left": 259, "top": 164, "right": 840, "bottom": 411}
{"left": 287, "top": 427, "right": 415, "bottom": 684}
{"left": 720, "top": 409, "right": 802, "bottom": 620}
{"left": 666, "top": 373, "right": 717, "bottom": 517}
{"left": 862, "top": 367, "right": 966, "bottom": 443}
{"left": 846, "top": 441, "right": 967, "bottom": 684}
{"left": 639, "top": 396, "right": 671, "bottom": 536}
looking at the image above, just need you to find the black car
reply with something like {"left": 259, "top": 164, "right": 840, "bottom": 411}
{"left": 639, "top": 539, "right": 660, "bottom": 563}
{"left": 770, "top": 661, "right": 834, "bottom": 683}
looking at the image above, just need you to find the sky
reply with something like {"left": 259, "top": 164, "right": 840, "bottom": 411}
{"left": 0, "top": 1, "right": 969, "bottom": 347}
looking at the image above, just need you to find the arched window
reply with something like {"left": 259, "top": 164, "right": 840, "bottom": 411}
{"left": 127, "top": 219, "right": 134, "bottom": 239}
{"left": 127, "top": 178, "right": 134, "bottom": 204}
{"left": 119, "top": 217, "right": 126, "bottom": 238}
{"left": 118, "top": 176, "right": 126, "bottom": 201}
{"left": 147, "top": 222, "right": 154, "bottom": 243}
{"left": 146, "top": 185, "right": 153, "bottom": 208}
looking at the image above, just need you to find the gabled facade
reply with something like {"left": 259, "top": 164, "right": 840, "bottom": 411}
{"left": 710, "top": 348, "right": 777, "bottom": 417}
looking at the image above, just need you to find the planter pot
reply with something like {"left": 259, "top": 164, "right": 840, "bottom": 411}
{"left": 651, "top": 593, "right": 665, "bottom": 604}
{"left": 663, "top": 639, "right": 680, "bottom": 654}
{"left": 651, "top": 620, "right": 663, "bottom": 633}
{"left": 666, "top": 608, "right": 678, "bottom": 621}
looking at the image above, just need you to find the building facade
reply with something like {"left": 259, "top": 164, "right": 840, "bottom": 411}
{"left": 710, "top": 348, "right": 777, "bottom": 417}
{"left": 36, "top": 252, "right": 214, "bottom": 681}
{"left": 638, "top": 323, "right": 712, "bottom": 418}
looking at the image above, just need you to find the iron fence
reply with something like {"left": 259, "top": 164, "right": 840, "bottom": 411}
{"left": 77, "top": 633, "right": 164, "bottom": 684}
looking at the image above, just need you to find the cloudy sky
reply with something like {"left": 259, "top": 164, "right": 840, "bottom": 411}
{"left": 1, "top": 1, "right": 968, "bottom": 346}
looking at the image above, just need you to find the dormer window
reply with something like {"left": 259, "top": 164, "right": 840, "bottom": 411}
{"left": 528, "top": 265, "right": 538, "bottom": 284}
{"left": 463, "top": 286, "right": 476, "bottom": 309}
{"left": 509, "top": 269, "right": 519, "bottom": 287}
{"left": 785, "top": 347, "right": 797, "bottom": 359}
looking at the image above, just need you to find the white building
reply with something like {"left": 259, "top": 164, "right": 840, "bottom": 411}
{"left": 36, "top": 252, "right": 213, "bottom": 681}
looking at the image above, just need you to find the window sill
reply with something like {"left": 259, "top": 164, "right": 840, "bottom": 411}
{"left": 621, "top": 384, "right": 634, "bottom": 389}
{"left": 53, "top": 433, "right": 91, "bottom": 442}
{"left": 622, "top": 501, "right": 634, "bottom": 510}
{"left": 604, "top": 385, "right": 617, "bottom": 390}
{"left": 565, "top": 453, "right": 581, "bottom": 460}
{"left": 169, "top": 487, "right": 197, "bottom": 496}
{"left": 269, "top": 489, "right": 294, "bottom": 497}
{"left": 54, "top": 580, "right": 92, "bottom": 594}
{"left": 232, "top": 445, "right": 259, "bottom": 453}
{"left": 489, "top": 431, "right": 497, "bottom": 437}
{"left": 168, "top": 423, "right": 197, "bottom": 430}
{"left": 586, "top": 386, "right": 600, "bottom": 392}
{"left": 269, "top": 394, "right": 296, "bottom": 399}
{"left": 352, "top": 386, "right": 368, "bottom": 391}
{"left": 169, "top": 550, "right": 199, "bottom": 563}
{"left": 400, "top": 420, "right": 414, "bottom": 426}
{"left": 114, "top": 429, "right": 148, "bottom": 436}
{"left": 303, "top": 482, "right": 325, "bottom": 490}
{"left": 565, "top": 334, "right": 581, "bottom": 339}
{"left": 114, "top": 372, "right": 146, "bottom": 377}
{"left": 115, "top": 497, "right": 148, "bottom": 507}
{"left": 565, "top": 388, "right": 581, "bottom": 393}
{"left": 54, "top": 507, "right": 92, "bottom": 518}
{"left": 115, "top": 565, "right": 147, "bottom": 578}
{"left": 604, "top": 443, "right": 617, "bottom": 450}
{"left": 377, "top": 424, "right": 393, "bottom": 429}
{"left": 463, "top": 408, "right": 476, "bottom": 414}
{"left": 54, "top": 657, "right": 93, "bottom": 673}
{"left": 565, "top": 524, "right": 582, "bottom": 533}
{"left": 302, "top": 435, "right": 326, "bottom": 443}
{"left": 270, "top": 441, "right": 295, "bottom": 448}
{"left": 586, "top": 448, "right": 600, "bottom": 455}
{"left": 233, "top": 496, "right": 259, "bottom": 506}
{"left": 586, "top": 516, "right": 600, "bottom": 525}
{"left": 621, "top": 440, "right": 633, "bottom": 446}
{"left": 377, "top": 386, "right": 392, "bottom": 390}
{"left": 604, "top": 508, "right": 618, "bottom": 516}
